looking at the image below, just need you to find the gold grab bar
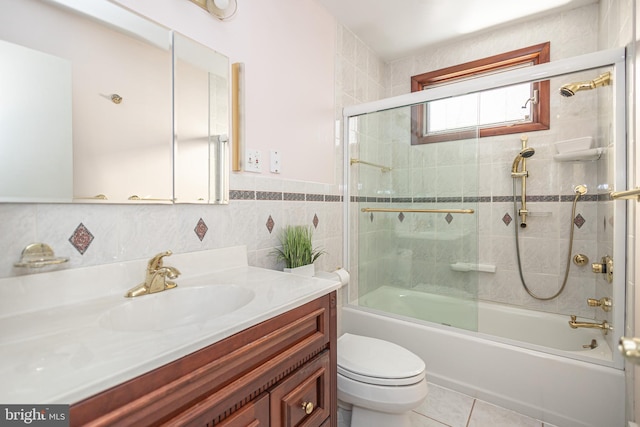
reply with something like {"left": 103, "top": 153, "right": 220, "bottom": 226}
{"left": 361, "top": 208, "right": 474, "bottom": 214}
{"left": 610, "top": 187, "right": 640, "bottom": 200}
{"left": 350, "top": 158, "right": 392, "bottom": 172}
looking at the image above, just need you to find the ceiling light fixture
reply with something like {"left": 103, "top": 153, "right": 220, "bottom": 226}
{"left": 188, "top": 0, "right": 237, "bottom": 21}
{"left": 206, "top": 0, "right": 238, "bottom": 21}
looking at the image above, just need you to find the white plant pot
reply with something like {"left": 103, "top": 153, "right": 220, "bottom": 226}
{"left": 283, "top": 264, "right": 315, "bottom": 277}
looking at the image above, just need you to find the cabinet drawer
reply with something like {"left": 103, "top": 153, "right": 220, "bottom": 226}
{"left": 270, "top": 352, "right": 330, "bottom": 427}
{"left": 216, "top": 393, "right": 269, "bottom": 427}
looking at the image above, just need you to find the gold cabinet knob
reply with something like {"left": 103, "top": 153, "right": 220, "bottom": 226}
{"left": 301, "top": 401, "right": 314, "bottom": 415}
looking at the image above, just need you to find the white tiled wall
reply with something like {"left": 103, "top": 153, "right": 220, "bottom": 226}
{"left": 0, "top": 175, "right": 343, "bottom": 280}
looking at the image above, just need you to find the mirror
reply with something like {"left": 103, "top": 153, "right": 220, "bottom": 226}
{"left": 174, "top": 33, "right": 229, "bottom": 204}
{"left": 0, "top": 0, "right": 229, "bottom": 204}
{"left": 0, "top": 39, "right": 73, "bottom": 202}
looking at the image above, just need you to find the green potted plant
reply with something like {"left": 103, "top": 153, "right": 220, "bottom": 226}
{"left": 273, "top": 225, "right": 325, "bottom": 276}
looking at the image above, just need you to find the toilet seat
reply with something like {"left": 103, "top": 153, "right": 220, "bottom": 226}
{"left": 338, "top": 333, "right": 426, "bottom": 386}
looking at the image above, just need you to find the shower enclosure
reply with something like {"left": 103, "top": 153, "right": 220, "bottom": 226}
{"left": 343, "top": 48, "right": 627, "bottom": 370}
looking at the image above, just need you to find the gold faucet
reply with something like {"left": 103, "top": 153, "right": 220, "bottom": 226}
{"left": 568, "top": 315, "right": 610, "bottom": 335}
{"left": 125, "top": 251, "right": 181, "bottom": 297}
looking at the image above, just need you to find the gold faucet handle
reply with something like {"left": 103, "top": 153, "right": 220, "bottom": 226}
{"left": 148, "top": 250, "right": 173, "bottom": 271}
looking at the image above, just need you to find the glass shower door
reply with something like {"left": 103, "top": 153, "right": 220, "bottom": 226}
{"left": 350, "top": 102, "right": 480, "bottom": 332}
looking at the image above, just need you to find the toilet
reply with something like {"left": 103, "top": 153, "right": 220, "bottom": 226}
{"left": 337, "top": 333, "right": 428, "bottom": 427}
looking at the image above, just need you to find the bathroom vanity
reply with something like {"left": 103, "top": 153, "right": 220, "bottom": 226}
{"left": 71, "top": 292, "right": 336, "bottom": 426}
{"left": 0, "top": 246, "right": 340, "bottom": 426}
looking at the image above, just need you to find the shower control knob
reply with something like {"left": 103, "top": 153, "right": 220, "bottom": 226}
{"left": 587, "top": 297, "right": 612, "bottom": 312}
{"left": 573, "top": 254, "right": 589, "bottom": 266}
{"left": 591, "top": 255, "right": 614, "bottom": 283}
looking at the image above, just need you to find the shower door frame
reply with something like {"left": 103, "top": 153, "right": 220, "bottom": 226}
{"left": 342, "top": 47, "right": 627, "bottom": 369}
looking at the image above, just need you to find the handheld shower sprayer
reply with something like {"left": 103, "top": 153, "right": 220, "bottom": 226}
{"left": 511, "top": 136, "right": 535, "bottom": 229}
{"left": 559, "top": 72, "right": 612, "bottom": 97}
{"left": 511, "top": 147, "right": 535, "bottom": 177}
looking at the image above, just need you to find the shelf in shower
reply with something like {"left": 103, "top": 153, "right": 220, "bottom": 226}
{"left": 553, "top": 147, "right": 604, "bottom": 162}
{"left": 450, "top": 262, "right": 496, "bottom": 273}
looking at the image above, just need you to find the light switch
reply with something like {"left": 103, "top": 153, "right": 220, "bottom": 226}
{"left": 270, "top": 150, "right": 281, "bottom": 173}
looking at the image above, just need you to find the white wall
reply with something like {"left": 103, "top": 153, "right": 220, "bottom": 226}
{"left": 114, "top": 0, "right": 336, "bottom": 184}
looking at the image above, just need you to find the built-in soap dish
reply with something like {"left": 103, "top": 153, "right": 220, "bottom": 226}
{"left": 554, "top": 136, "right": 593, "bottom": 154}
{"left": 14, "top": 243, "right": 69, "bottom": 268}
{"left": 553, "top": 136, "right": 603, "bottom": 162}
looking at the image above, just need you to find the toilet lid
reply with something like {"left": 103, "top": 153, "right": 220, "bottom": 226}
{"left": 337, "top": 333, "right": 426, "bottom": 386}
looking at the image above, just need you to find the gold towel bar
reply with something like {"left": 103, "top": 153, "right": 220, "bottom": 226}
{"left": 350, "top": 158, "right": 392, "bottom": 172}
{"left": 361, "top": 208, "right": 475, "bottom": 214}
{"left": 610, "top": 188, "right": 640, "bottom": 200}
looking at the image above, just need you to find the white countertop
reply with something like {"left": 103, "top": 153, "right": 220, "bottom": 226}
{"left": 0, "top": 246, "right": 341, "bottom": 404}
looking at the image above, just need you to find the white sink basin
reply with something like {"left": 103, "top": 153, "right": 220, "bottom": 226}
{"left": 99, "top": 285, "right": 255, "bottom": 331}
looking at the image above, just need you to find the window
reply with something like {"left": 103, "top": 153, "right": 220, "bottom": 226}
{"left": 410, "top": 42, "right": 550, "bottom": 145}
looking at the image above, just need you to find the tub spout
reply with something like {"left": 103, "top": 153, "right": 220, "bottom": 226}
{"left": 568, "top": 315, "right": 611, "bottom": 335}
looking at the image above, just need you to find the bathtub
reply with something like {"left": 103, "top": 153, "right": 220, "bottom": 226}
{"left": 342, "top": 286, "right": 625, "bottom": 427}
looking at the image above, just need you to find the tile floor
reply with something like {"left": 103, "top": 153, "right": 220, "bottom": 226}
{"left": 338, "top": 382, "right": 560, "bottom": 427}
{"left": 409, "top": 383, "right": 558, "bottom": 427}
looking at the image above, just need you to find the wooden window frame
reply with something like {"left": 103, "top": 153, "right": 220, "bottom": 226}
{"left": 410, "top": 42, "right": 550, "bottom": 145}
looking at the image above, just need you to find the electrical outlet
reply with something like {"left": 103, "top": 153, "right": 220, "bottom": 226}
{"left": 245, "top": 149, "right": 261, "bottom": 173}
{"left": 270, "top": 150, "right": 281, "bottom": 173}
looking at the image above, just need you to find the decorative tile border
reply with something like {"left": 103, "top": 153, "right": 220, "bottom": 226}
{"left": 561, "top": 194, "right": 599, "bottom": 202}
{"left": 231, "top": 190, "right": 343, "bottom": 202}
{"left": 257, "top": 191, "right": 283, "bottom": 201}
{"left": 464, "top": 196, "right": 491, "bottom": 203}
{"left": 229, "top": 190, "right": 255, "bottom": 200}
{"left": 492, "top": 196, "right": 514, "bottom": 202}
{"left": 527, "top": 195, "right": 559, "bottom": 202}
{"left": 306, "top": 193, "right": 325, "bottom": 202}
{"left": 438, "top": 196, "right": 463, "bottom": 203}
{"left": 283, "top": 192, "right": 306, "bottom": 201}
{"left": 413, "top": 197, "right": 436, "bottom": 203}
{"left": 350, "top": 194, "right": 605, "bottom": 204}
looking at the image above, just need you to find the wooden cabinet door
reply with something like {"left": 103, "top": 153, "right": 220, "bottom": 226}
{"left": 269, "top": 352, "right": 330, "bottom": 427}
{"left": 217, "top": 393, "right": 269, "bottom": 427}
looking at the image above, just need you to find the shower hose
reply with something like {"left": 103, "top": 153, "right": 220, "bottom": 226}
{"left": 512, "top": 180, "right": 582, "bottom": 301}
